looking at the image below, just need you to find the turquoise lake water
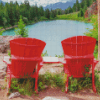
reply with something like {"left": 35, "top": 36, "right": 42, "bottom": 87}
{"left": 2, "top": 20, "right": 93, "bottom": 56}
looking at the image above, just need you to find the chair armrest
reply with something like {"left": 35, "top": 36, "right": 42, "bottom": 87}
{"left": 3, "top": 56, "right": 11, "bottom": 65}
{"left": 43, "top": 57, "right": 66, "bottom": 64}
{"left": 93, "top": 59, "right": 99, "bottom": 69}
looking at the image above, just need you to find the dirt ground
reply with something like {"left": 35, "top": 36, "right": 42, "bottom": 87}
{"left": 0, "top": 53, "right": 100, "bottom": 100}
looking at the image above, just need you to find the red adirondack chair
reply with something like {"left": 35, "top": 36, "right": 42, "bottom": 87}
{"left": 4, "top": 38, "right": 46, "bottom": 94}
{"left": 61, "top": 36, "right": 99, "bottom": 93}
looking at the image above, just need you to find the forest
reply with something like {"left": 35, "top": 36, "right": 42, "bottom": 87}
{"left": 0, "top": 0, "right": 97, "bottom": 27}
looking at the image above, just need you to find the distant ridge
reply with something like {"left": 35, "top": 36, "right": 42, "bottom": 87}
{"left": 43, "top": 0, "right": 81, "bottom": 10}
{"left": 0, "top": 0, "right": 6, "bottom": 5}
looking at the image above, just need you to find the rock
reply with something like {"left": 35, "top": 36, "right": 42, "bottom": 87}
{"left": 84, "top": 1, "right": 97, "bottom": 18}
{"left": 8, "top": 92, "right": 20, "bottom": 99}
{"left": 2, "top": 66, "right": 7, "bottom": 72}
{"left": 0, "top": 35, "right": 22, "bottom": 53}
{"left": 44, "top": 85, "right": 48, "bottom": 89}
{"left": 0, "top": 72, "right": 6, "bottom": 79}
{"left": 42, "top": 96, "right": 69, "bottom": 100}
{"left": 42, "top": 97, "right": 61, "bottom": 100}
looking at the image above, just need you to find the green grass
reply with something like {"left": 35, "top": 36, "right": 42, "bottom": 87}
{"left": 9, "top": 70, "right": 100, "bottom": 95}
{"left": 56, "top": 12, "right": 89, "bottom": 22}
{"left": 56, "top": 12, "right": 91, "bottom": 22}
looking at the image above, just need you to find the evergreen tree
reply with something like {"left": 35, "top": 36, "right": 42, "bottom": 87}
{"left": 72, "top": 4, "right": 77, "bottom": 12}
{"left": 8, "top": 1, "right": 15, "bottom": 26}
{"left": 83, "top": 0, "right": 87, "bottom": 11}
{"left": 78, "top": 8, "right": 84, "bottom": 17}
{"left": 15, "top": 16, "right": 28, "bottom": 37}
{"left": 51, "top": 10, "right": 57, "bottom": 18}
{"left": 0, "top": 27, "right": 4, "bottom": 35}
{"left": 0, "top": 10, "right": 3, "bottom": 26}
{"left": 39, "top": 6, "right": 44, "bottom": 16}
{"left": 45, "top": 9, "right": 50, "bottom": 19}
{"left": 76, "top": 0, "right": 80, "bottom": 11}
{"left": 57, "top": 9, "right": 62, "bottom": 15}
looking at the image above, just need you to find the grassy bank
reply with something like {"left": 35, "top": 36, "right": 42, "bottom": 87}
{"left": 8, "top": 71, "right": 100, "bottom": 96}
{"left": 0, "top": 16, "right": 57, "bottom": 32}
{"left": 56, "top": 12, "right": 91, "bottom": 22}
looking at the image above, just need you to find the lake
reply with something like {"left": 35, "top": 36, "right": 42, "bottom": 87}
{"left": 2, "top": 20, "right": 93, "bottom": 57}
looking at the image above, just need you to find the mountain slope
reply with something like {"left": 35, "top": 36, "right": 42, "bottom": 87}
{"left": 0, "top": 0, "right": 6, "bottom": 5}
{"left": 44, "top": 0, "right": 81, "bottom": 10}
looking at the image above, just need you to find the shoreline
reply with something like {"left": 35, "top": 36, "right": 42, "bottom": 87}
{"left": 0, "top": 16, "right": 90, "bottom": 32}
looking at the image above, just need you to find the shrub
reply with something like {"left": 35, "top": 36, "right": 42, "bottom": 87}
{"left": 15, "top": 16, "right": 28, "bottom": 37}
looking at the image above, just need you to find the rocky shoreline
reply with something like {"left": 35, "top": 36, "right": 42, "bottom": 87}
{"left": 0, "top": 25, "right": 18, "bottom": 32}
{"left": 0, "top": 35, "right": 22, "bottom": 53}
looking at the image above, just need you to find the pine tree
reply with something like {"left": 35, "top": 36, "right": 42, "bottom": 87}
{"left": 15, "top": 16, "right": 28, "bottom": 37}
{"left": 45, "top": 9, "right": 50, "bottom": 19}
{"left": 76, "top": 0, "right": 80, "bottom": 11}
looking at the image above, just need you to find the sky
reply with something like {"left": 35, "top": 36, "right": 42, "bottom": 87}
{"left": 2, "top": 0, "right": 73, "bottom": 7}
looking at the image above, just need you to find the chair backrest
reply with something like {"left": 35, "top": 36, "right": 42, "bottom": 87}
{"left": 9, "top": 38, "right": 46, "bottom": 77}
{"left": 10, "top": 59, "right": 38, "bottom": 77}
{"left": 61, "top": 36, "right": 96, "bottom": 57}
{"left": 65, "top": 58, "right": 92, "bottom": 77}
{"left": 61, "top": 36, "right": 97, "bottom": 77}
{"left": 10, "top": 38, "right": 46, "bottom": 58}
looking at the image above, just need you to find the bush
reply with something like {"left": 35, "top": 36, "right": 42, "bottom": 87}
{"left": 15, "top": 16, "right": 28, "bottom": 37}
{"left": 9, "top": 69, "right": 100, "bottom": 95}
{"left": 0, "top": 27, "right": 4, "bottom": 35}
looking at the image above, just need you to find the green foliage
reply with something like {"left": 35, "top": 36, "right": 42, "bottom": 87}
{"left": 41, "top": 50, "right": 48, "bottom": 57}
{"left": 57, "top": 9, "right": 62, "bottom": 15}
{"left": 95, "top": 70, "right": 100, "bottom": 94}
{"left": 85, "top": 15, "right": 98, "bottom": 41}
{"left": 45, "top": 9, "right": 50, "bottom": 19}
{"left": 15, "top": 16, "right": 28, "bottom": 37}
{"left": 84, "top": 15, "right": 98, "bottom": 59}
{"left": 51, "top": 10, "right": 57, "bottom": 18}
{"left": 38, "top": 82, "right": 45, "bottom": 90}
{"left": 0, "top": 1, "right": 57, "bottom": 28}
{"left": 56, "top": 12, "right": 86, "bottom": 22}
{"left": 65, "top": 0, "right": 95, "bottom": 15}
{"left": 23, "top": 17, "right": 28, "bottom": 24}
{"left": 0, "top": 27, "right": 4, "bottom": 35}
{"left": 55, "top": 53, "right": 64, "bottom": 57}
{"left": 65, "top": 7, "right": 73, "bottom": 14}
{"left": 10, "top": 69, "right": 100, "bottom": 95}
{"left": 39, "top": 16, "right": 48, "bottom": 21}
{"left": 7, "top": 50, "right": 11, "bottom": 57}
{"left": 39, "top": 6, "right": 44, "bottom": 16}
{"left": 69, "top": 76, "right": 78, "bottom": 92}
{"left": 10, "top": 78, "right": 35, "bottom": 96}
{"left": 76, "top": 0, "right": 80, "bottom": 11}
{"left": 39, "top": 72, "right": 65, "bottom": 89}
{"left": 94, "top": 44, "right": 98, "bottom": 59}
{"left": 78, "top": 8, "right": 84, "bottom": 17}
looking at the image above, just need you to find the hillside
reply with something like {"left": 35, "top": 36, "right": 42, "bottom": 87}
{"left": 0, "top": 0, "right": 5, "bottom": 5}
{"left": 84, "top": 1, "right": 97, "bottom": 18}
{"left": 44, "top": 0, "right": 81, "bottom": 10}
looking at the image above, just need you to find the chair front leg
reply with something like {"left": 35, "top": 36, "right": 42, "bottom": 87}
{"left": 7, "top": 74, "right": 11, "bottom": 95}
{"left": 35, "top": 63, "right": 40, "bottom": 94}
{"left": 35, "top": 73, "right": 39, "bottom": 94}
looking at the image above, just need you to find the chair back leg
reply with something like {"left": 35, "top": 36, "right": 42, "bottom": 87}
{"left": 92, "top": 59, "right": 99, "bottom": 93}
{"left": 65, "top": 74, "right": 69, "bottom": 93}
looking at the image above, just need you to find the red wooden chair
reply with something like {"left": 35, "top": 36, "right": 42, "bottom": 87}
{"left": 3, "top": 38, "right": 46, "bottom": 94}
{"left": 61, "top": 36, "right": 99, "bottom": 93}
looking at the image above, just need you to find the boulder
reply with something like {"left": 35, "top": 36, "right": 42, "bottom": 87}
{"left": 42, "top": 96, "right": 69, "bottom": 100}
{"left": 84, "top": 1, "right": 98, "bottom": 18}
{"left": 0, "top": 35, "right": 21, "bottom": 53}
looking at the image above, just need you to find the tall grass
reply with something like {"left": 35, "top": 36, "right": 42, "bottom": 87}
{"left": 56, "top": 12, "right": 89, "bottom": 22}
